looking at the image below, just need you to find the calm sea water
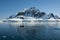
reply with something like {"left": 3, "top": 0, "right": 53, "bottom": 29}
{"left": 0, "top": 22, "right": 60, "bottom": 40}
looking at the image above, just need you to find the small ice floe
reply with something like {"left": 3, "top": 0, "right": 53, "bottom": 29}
{"left": 2, "top": 36, "right": 6, "bottom": 38}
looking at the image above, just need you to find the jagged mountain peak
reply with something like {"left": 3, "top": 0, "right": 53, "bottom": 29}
{"left": 16, "top": 7, "right": 40, "bottom": 17}
{"left": 49, "top": 13, "right": 54, "bottom": 17}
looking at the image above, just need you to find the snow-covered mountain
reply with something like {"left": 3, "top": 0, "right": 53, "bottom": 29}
{"left": 9, "top": 7, "right": 60, "bottom": 19}
{"left": 2, "top": 7, "right": 60, "bottom": 22}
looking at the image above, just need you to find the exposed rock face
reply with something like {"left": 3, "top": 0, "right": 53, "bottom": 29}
{"left": 16, "top": 7, "right": 46, "bottom": 18}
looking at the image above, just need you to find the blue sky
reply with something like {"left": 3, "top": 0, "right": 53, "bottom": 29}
{"left": 0, "top": 0, "right": 60, "bottom": 19}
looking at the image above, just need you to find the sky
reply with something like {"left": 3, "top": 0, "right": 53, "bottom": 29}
{"left": 0, "top": 0, "right": 60, "bottom": 19}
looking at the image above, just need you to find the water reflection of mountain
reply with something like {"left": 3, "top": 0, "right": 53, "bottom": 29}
{"left": 0, "top": 22, "right": 60, "bottom": 40}
{"left": 8, "top": 22, "right": 60, "bottom": 40}
{"left": 7, "top": 22, "right": 60, "bottom": 26}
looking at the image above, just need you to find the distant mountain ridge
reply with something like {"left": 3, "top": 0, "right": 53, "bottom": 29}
{"left": 9, "top": 7, "right": 60, "bottom": 19}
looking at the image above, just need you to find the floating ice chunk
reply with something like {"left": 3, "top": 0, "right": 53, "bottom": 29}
{"left": 3, "top": 36, "right": 6, "bottom": 38}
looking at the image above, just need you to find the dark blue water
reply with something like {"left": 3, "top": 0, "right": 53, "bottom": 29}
{"left": 0, "top": 22, "right": 60, "bottom": 40}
